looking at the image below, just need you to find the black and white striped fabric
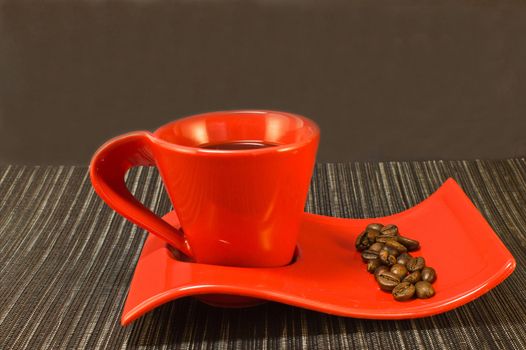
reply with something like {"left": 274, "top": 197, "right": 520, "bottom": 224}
{"left": 1, "top": 161, "right": 525, "bottom": 349}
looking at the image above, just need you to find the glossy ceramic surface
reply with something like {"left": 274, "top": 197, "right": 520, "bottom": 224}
{"left": 90, "top": 110, "right": 319, "bottom": 267}
{"left": 122, "top": 178, "right": 516, "bottom": 325}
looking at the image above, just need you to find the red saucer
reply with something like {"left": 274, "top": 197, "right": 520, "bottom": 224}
{"left": 122, "top": 178, "right": 515, "bottom": 325}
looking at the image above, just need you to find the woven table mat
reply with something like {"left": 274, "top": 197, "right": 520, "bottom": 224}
{"left": 0, "top": 160, "right": 525, "bottom": 349}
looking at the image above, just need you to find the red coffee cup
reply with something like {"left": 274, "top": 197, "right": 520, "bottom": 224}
{"left": 90, "top": 110, "right": 319, "bottom": 267}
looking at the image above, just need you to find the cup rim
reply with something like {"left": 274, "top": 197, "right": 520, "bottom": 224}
{"left": 150, "top": 110, "right": 320, "bottom": 156}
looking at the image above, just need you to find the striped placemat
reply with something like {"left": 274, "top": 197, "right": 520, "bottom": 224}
{"left": 0, "top": 160, "right": 525, "bottom": 349}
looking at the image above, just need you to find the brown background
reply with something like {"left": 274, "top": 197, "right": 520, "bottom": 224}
{"left": 1, "top": 0, "right": 525, "bottom": 165}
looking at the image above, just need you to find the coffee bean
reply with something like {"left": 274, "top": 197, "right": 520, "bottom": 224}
{"left": 367, "top": 259, "right": 382, "bottom": 273}
{"left": 376, "top": 271, "right": 401, "bottom": 291}
{"left": 387, "top": 255, "right": 398, "bottom": 266}
{"left": 369, "top": 242, "right": 384, "bottom": 252}
{"left": 392, "top": 282, "right": 416, "bottom": 301}
{"left": 378, "top": 249, "right": 388, "bottom": 262}
{"left": 390, "top": 264, "right": 408, "bottom": 279}
{"left": 403, "top": 270, "right": 421, "bottom": 284}
{"left": 366, "top": 223, "right": 384, "bottom": 232}
{"left": 357, "top": 230, "right": 374, "bottom": 251}
{"left": 382, "top": 245, "right": 400, "bottom": 257}
{"left": 361, "top": 250, "right": 379, "bottom": 262}
{"left": 355, "top": 231, "right": 367, "bottom": 251}
{"left": 421, "top": 267, "right": 436, "bottom": 283}
{"left": 366, "top": 230, "right": 379, "bottom": 242}
{"left": 397, "top": 236, "right": 420, "bottom": 251}
{"left": 374, "top": 265, "right": 389, "bottom": 279}
{"left": 376, "top": 235, "right": 398, "bottom": 243}
{"left": 379, "top": 250, "right": 397, "bottom": 266}
{"left": 415, "top": 281, "right": 435, "bottom": 298}
{"left": 407, "top": 256, "right": 425, "bottom": 272}
{"left": 397, "top": 253, "right": 412, "bottom": 266}
{"left": 380, "top": 224, "right": 398, "bottom": 236}
{"left": 385, "top": 239, "right": 408, "bottom": 254}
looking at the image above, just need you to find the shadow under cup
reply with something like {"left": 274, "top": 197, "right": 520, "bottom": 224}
{"left": 152, "top": 111, "right": 320, "bottom": 268}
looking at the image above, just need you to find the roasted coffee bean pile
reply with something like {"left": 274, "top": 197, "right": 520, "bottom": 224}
{"left": 355, "top": 223, "right": 436, "bottom": 301}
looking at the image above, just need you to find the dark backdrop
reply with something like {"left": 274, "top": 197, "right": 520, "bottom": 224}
{"left": 1, "top": 0, "right": 525, "bottom": 164}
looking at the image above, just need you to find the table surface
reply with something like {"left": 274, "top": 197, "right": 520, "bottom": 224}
{"left": 1, "top": 160, "right": 525, "bottom": 350}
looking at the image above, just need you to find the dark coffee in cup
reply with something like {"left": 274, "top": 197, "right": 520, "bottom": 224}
{"left": 200, "top": 141, "right": 279, "bottom": 150}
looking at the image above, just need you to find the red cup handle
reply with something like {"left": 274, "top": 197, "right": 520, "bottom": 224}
{"left": 90, "top": 131, "right": 193, "bottom": 258}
